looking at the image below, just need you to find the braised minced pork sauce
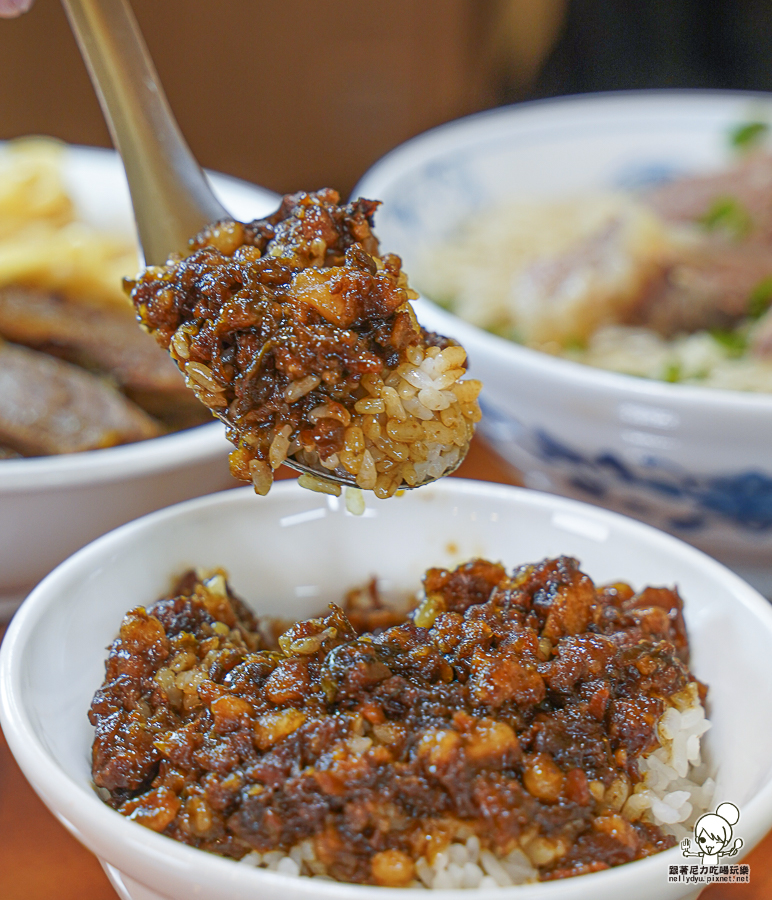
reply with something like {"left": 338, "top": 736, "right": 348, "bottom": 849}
{"left": 128, "top": 189, "right": 480, "bottom": 497}
{"left": 90, "top": 557, "right": 699, "bottom": 885}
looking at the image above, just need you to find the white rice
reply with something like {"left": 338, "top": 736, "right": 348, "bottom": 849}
{"left": 415, "top": 193, "right": 772, "bottom": 392}
{"left": 235, "top": 681, "right": 713, "bottom": 888}
{"left": 626, "top": 682, "right": 714, "bottom": 842}
{"left": 287, "top": 345, "right": 480, "bottom": 499}
{"left": 568, "top": 324, "right": 772, "bottom": 392}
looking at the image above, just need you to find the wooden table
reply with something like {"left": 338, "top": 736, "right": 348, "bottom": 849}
{"left": 1, "top": 437, "right": 769, "bottom": 899}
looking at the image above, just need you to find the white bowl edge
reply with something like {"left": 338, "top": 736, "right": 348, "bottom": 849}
{"left": 2, "top": 480, "right": 772, "bottom": 898}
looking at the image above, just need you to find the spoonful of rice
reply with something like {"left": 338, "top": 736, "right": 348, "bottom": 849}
{"left": 62, "top": 0, "right": 482, "bottom": 498}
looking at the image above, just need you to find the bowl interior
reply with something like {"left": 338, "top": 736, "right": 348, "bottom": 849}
{"left": 7, "top": 480, "right": 772, "bottom": 835}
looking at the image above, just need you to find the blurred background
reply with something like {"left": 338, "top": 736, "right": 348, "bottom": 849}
{"left": 2, "top": 0, "right": 772, "bottom": 198}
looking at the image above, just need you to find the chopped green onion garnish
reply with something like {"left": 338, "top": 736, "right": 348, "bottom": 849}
{"left": 563, "top": 336, "right": 587, "bottom": 353}
{"left": 663, "top": 361, "right": 682, "bottom": 383}
{"left": 699, "top": 195, "right": 753, "bottom": 239}
{"left": 487, "top": 322, "right": 522, "bottom": 343}
{"left": 729, "top": 121, "right": 769, "bottom": 150}
{"left": 710, "top": 328, "right": 747, "bottom": 357}
{"left": 748, "top": 277, "right": 772, "bottom": 319}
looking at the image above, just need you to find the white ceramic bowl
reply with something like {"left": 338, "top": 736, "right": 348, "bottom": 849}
{"left": 354, "top": 90, "right": 772, "bottom": 595}
{"left": 0, "top": 144, "right": 279, "bottom": 616}
{"left": 2, "top": 479, "right": 772, "bottom": 900}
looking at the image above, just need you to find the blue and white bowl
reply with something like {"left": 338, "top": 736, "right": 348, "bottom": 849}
{"left": 355, "top": 91, "right": 772, "bottom": 594}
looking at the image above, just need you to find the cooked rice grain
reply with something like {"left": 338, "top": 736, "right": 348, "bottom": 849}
{"left": 284, "top": 349, "right": 480, "bottom": 498}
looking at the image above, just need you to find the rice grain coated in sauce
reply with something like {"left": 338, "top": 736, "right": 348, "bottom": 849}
{"left": 129, "top": 190, "right": 482, "bottom": 497}
{"left": 90, "top": 556, "right": 707, "bottom": 886}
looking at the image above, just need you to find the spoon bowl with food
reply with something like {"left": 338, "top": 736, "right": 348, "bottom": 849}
{"left": 130, "top": 191, "right": 481, "bottom": 499}
{"left": 62, "top": 0, "right": 481, "bottom": 498}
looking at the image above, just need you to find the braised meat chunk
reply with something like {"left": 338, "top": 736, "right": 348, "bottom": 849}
{"left": 0, "top": 286, "right": 209, "bottom": 430}
{"left": 0, "top": 340, "right": 161, "bottom": 455}
{"left": 0, "top": 139, "right": 213, "bottom": 456}
{"left": 129, "top": 190, "right": 481, "bottom": 497}
{"left": 90, "top": 557, "right": 709, "bottom": 886}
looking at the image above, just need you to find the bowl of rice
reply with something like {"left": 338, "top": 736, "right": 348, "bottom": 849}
{"left": 353, "top": 90, "right": 772, "bottom": 595}
{"left": 0, "top": 139, "right": 278, "bottom": 617}
{"left": 2, "top": 479, "right": 772, "bottom": 900}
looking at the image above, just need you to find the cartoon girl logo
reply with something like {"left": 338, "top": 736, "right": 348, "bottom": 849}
{"left": 680, "top": 802, "right": 744, "bottom": 865}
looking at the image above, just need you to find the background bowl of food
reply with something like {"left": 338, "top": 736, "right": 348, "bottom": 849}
{"left": 354, "top": 90, "right": 772, "bottom": 595}
{"left": 2, "top": 479, "right": 772, "bottom": 900}
{"left": 0, "top": 139, "right": 278, "bottom": 616}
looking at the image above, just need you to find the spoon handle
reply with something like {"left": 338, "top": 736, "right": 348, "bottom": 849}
{"left": 61, "top": 0, "right": 227, "bottom": 265}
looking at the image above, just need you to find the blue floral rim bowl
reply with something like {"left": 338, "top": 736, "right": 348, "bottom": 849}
{"left": 355, "top": 90, "right": 772, "bottom": 595}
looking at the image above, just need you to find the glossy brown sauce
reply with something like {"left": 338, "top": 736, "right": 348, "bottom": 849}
{"left": 90, "top": 556, "right": 698, "bottom": 885}
{"left": 129, "top": 190, "right": 478, "bottom": 496}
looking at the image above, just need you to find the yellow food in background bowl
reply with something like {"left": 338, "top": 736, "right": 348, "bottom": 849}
{"left": 0, "top": 138, "right": 137, "bottom": 309}
{"left": 0, "top": 140, "right": 278, "bottom": 616}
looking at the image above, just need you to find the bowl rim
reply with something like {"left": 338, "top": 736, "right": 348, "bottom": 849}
{"left": 0, "top": 142, "right": 279, "bottom": 492}
{"left": 413, "top": 297, "right": 772, "bottom": 413}
{"left": 3, "top": 478, "right": 772, "bottom": 897}
{"left": 0, "top": 420, "right": 229, "bottom": 492}
{"left": 355, "top": 88, "right": 772, "bottom": 171}
{"left": 355, "top": 88, "right": 772, "bottom": 412}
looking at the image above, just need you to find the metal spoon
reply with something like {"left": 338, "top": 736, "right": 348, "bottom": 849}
{"left": 61, "top": 0, "right": 467, "bottom": 489}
